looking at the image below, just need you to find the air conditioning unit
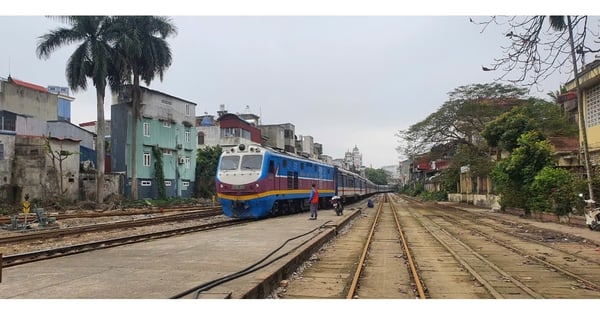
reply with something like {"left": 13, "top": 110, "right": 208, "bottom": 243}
{"left": 178, "top": 157, "right": 186, "bottom": 164}
{"left": 176, "top": 144, "right": 183, "bottom": 150}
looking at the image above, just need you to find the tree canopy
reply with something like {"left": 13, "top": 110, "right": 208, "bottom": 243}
{"left": 396, "top": 82, "right": 529, "bottom": 157}
{"left": 364, "top": 168, "right": 389, "bottom": 185}
{"left": 482, "top": 99, "right": 577, "bottom": 153}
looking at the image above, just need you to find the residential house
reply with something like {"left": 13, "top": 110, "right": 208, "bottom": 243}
{"left": 260, "top": 122, "right": 296, "bottom": 153}
{"left": 111, "top": 85, "right": 197, "bottom": 199}
{"left": 217, "top": 112, "right": 262, "bottom": 148}
{"left": 0, "top": 76, "right": 81, "bottom": 203}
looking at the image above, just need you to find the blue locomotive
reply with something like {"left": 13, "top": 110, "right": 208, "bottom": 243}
{"left": 215, "top": 143, "right": 394, "bottom": 219}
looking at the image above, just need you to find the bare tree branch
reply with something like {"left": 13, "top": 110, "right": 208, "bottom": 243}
{"left": 472, "top": 16, "right": 600, "bottom": 92}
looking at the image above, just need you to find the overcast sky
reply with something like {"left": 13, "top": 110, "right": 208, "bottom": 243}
{"left": 1, "top": 3, "right": 593, "bottom": 169}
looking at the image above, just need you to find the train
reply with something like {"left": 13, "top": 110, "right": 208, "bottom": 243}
{"left": 215, "top": 143, "right": 395, "bottom": 219}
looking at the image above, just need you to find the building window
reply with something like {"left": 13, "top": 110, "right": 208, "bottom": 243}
{"left": 198, "top": 132, "right": 205, "bottom": 145}
{"left": 586, "top": 84, "right": 600, "bottom": 128}
{"left": 163, "top": 149, "right": 172, "bottom": 155}
{"left": 185, "top": 104, "right": 191, "bottom": 116}
{"left": 185, "top": 156, "right": 191, "bottom": 168}
{"left": 182, "top": 181, "right": 190, "bottom": 187}
{"left": 185, "top": 131, "right": 190, "bottom": 143}
{"left": 143, "top": 122, "right": 150, "bottom": 137}
{"left": 222, "top": 127, "right": 239, "bottom": 137}
{"left": 0, "top": 143, "right": 3, "bottom": 160}
{"left": 164, "top": 180, "right": 172, "bottom": 186}
{"left": 0, "top": 111, "right": 16, "bottom": 132}
{"left": 163, "top": 121, "right": 171, "bottom": 128}
{"left": 141, "top": 180, "right": 152, "bottom": 186}
{"left": 241, "top": 129, "right": 251, "bottom": 140}
{"left": 143, "top": 152, "right": 151, "bottom": 166}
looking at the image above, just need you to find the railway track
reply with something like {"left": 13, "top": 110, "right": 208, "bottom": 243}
{"left": 275, "top": 193, "right": 600, "bottom": 299}
{"left": 401, "top": 196, "right": 600, "bottom": 297}
{"left": 346, "top": 193, "right": 425, "bottom": 298}
{"left": 274, "top": 193, "right": 426, "bottom": 298}
{"left": 0, "top": 205, "right": 221, "bottom": 225}
{"left": 0, "top": 207, "right": 223, "bottom": 245}
{"left": 1, "top": 218, "right": 249, "bottom": 268}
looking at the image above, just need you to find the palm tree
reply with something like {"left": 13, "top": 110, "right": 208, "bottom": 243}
{"left": 546, "top": 85, "right": 567, "bottom": 103}
{"left": 112, "top": 16, "right": 177, "bottom": 200}
{"left": 36, "top": 16, "right": 122, "bottom": 206}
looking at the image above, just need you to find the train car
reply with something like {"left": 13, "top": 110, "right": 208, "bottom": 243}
{"left": 335, "top": 167, "right": 367, "bottom": 204}
{"left": 216, "top": 143, "right": 335, "bottom": 219}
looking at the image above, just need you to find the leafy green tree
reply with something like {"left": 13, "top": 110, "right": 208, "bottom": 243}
{"left": 482, "top": 112, "right": 536, "bottom": 153}
{"left": 529, "top": 166, "right": 585, "bottom": 216}
{"left": 152, "top": 146, "right": 166, "bottom": 199}
{"left": 195, "top": 145, "right": 222, "bottom": 198}
{"left": 492, "top": 131, "right": 554, "bottom": 215}
{"left": 364, "top": 168, "right": 389, "bottom": 185}
{"left": 36, "top": 16, "right": 123, "bottom": 205}
{"left": 111, "top": 16, "right": 177, "bottom": 200}
{"left": 482, "top": 99, "right": 577, "bottom": 155}
{"left": 475, "top": 15, "right": 599, "bottom": 208}
{"left": 396, "top": 82, "right": 528, "bottom": 157}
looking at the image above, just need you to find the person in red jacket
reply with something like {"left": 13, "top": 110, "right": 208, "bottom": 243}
{"left": 308, "top": 184, "right": 319, "bottom": 220}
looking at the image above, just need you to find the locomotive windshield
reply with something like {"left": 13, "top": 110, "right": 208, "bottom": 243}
{"left": 219, "top": 154, "right": 262, "bottom": 170}
{"left": 220, "top": 156, "right": 240, "bottom": 170}
{"left": 241, "top": 155, "right": 263, "bottom": 170}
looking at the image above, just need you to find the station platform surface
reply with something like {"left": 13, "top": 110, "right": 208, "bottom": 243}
{"left": 0, "top": 207, "right": 363, "bottom": 299}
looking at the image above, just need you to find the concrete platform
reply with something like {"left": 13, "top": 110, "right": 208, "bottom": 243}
{"left": 0, "top": 207, "right": 362, "bottom": 299}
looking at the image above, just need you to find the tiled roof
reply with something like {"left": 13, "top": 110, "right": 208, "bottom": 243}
{"left": 549, "top": 137, "right": 579, "bottom": 152}
{"left": 9, "top": 77, "right": 48, "bottom": 93}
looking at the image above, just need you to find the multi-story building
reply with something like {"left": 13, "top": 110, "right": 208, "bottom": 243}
{"left": 260, "top": 122, "right": 296, "bottom": 153}
{"left": 295, "top": 135, "right": 314, "bottom": 158}
{"left": 195, "top": 105, "right": 263, "bottom": 151}
{"left": 111, "top": 85, "right": 197, "bottom": 199}
{"left": 217, "top": 112, "right": 262, "bottom": 147}
{"left": 0, "top": 76, "right": 82, "bottom": 203}
{"left": 195, "top": 113, "right": 220, "bottom": 149}
{"left": 342, "top": 145, "right": 363, "bottom": 171}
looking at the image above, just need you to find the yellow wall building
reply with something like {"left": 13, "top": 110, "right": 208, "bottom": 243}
{"left": 565, "top": 60, "right": 600, "bottom": 165}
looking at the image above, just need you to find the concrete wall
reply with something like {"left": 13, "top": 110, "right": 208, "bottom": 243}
{"left": 447, "top": 193, "right": 500, "bottom": 209}
{"left": 12, "top": 136, "right": 80, "bottom": 202}
{"left": 0, "top": 81, "right": 58, "bottom": 121}
{"left": 80, "top": 173, "right": 124, "bottom": 202}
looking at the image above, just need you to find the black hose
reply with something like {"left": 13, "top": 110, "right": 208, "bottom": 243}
{"left": 170, "top": 220, "right": 334, "bottom": 299}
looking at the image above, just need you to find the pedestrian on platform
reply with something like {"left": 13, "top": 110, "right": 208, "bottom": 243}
{"left": 308, "top": 184, "right": 319, "bottom": 220}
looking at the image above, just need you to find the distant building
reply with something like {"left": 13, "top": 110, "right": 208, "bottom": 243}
{"left": 260, "top": 122, "right": 296, "bottom": 153}
{"left": 343, "top": 145, "right": 363, "bottom": 171}
{"left": 195, "top": 113, "right": 220, "bottom": 149}
{"left": 381, "top": 165, "right": 400, "bottom": 184}
{"left": 296, "top": 135, "right": 315, "bottom": 158}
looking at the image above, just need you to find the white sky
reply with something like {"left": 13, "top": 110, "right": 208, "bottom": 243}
{"left": 1, "top": 1, "right": 595, "bottom": 169}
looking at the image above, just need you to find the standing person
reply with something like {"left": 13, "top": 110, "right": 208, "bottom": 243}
{"left": 308, "top": 184, "right": 319, "bottom": 220}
